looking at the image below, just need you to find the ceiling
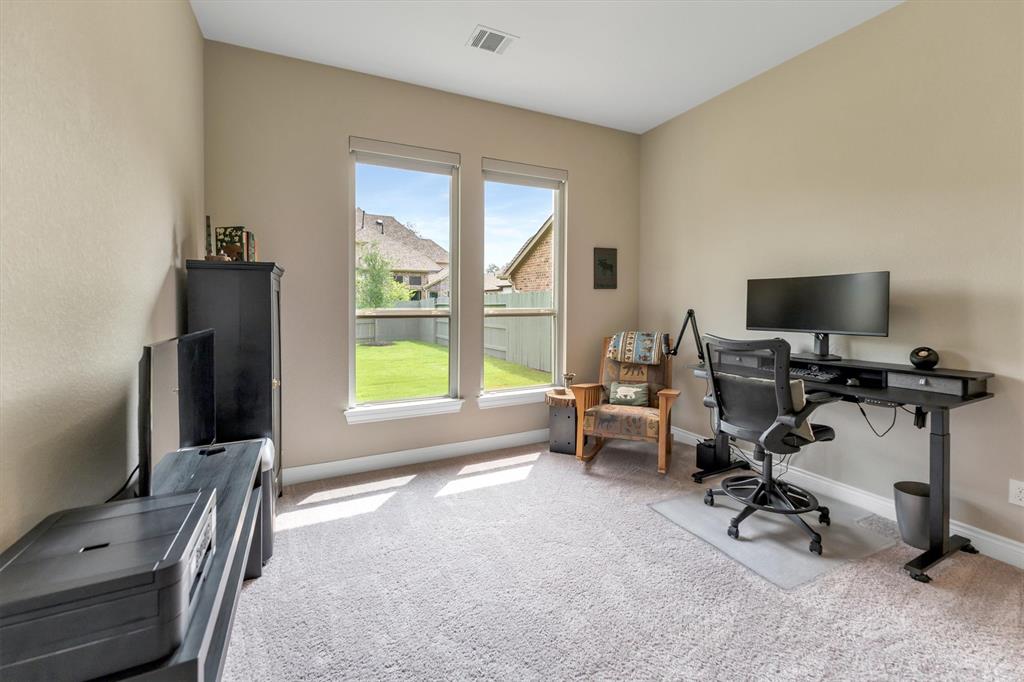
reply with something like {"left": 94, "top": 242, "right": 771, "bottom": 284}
{"left": 190, "top": 0, "right": 901, "bottom": 134}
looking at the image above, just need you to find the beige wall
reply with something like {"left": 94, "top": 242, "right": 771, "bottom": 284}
{"left": 203, "top": 42, "right": 640, "bottom": 470}
{"left": 639, "top": 0, "right": 1023, "bottom": 541}
{"left": 0, "top": 1, "right": 205, "bottom": 549}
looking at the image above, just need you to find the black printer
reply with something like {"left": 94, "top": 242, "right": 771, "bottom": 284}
{"left": 0, "top": 490, "right": 216, "bottom": 681}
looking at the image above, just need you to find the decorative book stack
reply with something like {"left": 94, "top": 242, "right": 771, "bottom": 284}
{"left": 211, "top": 225, "right": 259, "bottom": 262}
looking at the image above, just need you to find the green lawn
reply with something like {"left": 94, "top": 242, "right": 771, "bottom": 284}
{"left": 356, "top": 340, "right": 550, "bottom": 403}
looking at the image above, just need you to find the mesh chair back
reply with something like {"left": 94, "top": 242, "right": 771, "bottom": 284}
{"left": 703, "top": 335, "right": 795, "bottom": 446}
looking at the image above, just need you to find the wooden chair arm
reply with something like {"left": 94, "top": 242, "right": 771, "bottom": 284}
{"left": 571, "top": 384, "right": 603, "bottom": 411}
{"left": 659, "top": 387, "right": 675, "bottom": 413}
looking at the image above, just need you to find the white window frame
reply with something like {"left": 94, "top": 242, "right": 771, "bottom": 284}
{"left": 345, "top": 137, "right": 461, "bottom": 422}
{"left": 479, "top": 157, "right": 567, "bottom": 405}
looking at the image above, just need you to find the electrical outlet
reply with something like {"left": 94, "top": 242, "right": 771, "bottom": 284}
{"left": 1010, "top": 479, "right": 1024, "bottom": 507}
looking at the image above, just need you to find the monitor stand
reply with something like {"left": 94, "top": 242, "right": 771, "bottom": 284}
{"left": 793, "top": 332, "right": 842, "bottom": 362}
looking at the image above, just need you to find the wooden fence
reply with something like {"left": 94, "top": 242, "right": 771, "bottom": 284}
{"left": 356, "top": 292, "right": 553, "bottom": 372}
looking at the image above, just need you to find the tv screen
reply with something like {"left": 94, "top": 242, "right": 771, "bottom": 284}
{"left": 138, "top": 329, "right": 216, "bottom": 496}
{"left": 746, "top": 271, "right": 890, "bottom": 337}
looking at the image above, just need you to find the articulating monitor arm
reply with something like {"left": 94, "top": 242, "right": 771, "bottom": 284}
{"left": 668, "top": 308, "right": 704, "bottom": 363}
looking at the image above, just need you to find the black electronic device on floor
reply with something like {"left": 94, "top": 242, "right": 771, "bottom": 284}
{"left": 0, "top": 491, "right": 216, "bottom": 681}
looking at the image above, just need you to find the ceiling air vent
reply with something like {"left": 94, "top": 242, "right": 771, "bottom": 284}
{"left": 467, "top": 25, "right": 517, "bottom": 54}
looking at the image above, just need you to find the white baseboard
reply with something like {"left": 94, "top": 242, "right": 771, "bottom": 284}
{"left": 282, "top": 428, "right": 550, "bottom": 486}
{"left": 672, "top": 427, "right": 1024, "bottom": 569}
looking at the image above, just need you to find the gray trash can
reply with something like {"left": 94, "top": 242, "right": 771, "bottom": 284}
{"left": 894, "top": 481, "right": 929, "bottom": 550}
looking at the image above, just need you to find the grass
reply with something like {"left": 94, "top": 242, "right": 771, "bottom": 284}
{"left": 356, "top": 340, "right": 551, "bottom": 404}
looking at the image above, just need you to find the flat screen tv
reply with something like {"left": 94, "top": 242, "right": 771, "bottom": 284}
{"left": 138, "top": 329, "right": 216, "bottom": 496}
{"left": 746, "top": 271, "right": 890, "bottom": 360}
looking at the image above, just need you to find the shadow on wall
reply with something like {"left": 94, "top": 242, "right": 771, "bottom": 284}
{"left": 2, "top": 390, "right": 130, "bottom": 548}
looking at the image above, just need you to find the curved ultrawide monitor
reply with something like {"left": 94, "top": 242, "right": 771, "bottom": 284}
{"left": 746, "top": 271, "right": 890, "bottom": 337}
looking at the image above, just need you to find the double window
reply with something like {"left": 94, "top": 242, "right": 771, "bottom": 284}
{"left": 347, "top": 139, "right": 564, "bottom": 417}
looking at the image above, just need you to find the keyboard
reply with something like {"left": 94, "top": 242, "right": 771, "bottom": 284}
{"left": 790, "top": 366, "right": 841, "bottom": 383}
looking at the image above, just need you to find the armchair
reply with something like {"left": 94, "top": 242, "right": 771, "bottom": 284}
{"left": 572, "top": 335, "right": 680, "bottom": 474}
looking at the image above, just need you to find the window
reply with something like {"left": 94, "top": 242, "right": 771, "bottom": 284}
{"left": 481, "top": 158, "right": 566, "bottom": 394}
{"left": 349, "top": 138, "right": 459, "bottom": 409}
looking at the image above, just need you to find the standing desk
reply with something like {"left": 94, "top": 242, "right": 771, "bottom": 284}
{"left": 689, "top": 353, "right": 994, "bottom": 583}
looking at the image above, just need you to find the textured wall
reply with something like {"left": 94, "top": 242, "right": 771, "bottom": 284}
{"left": 639, "top": 0, "right": 1023, "bottom": 541}
{"left": 203, "top": 41, "right": 640, "bottom": 471}
{"left": 0, "top": 1, "right": 205, "bottom": 549}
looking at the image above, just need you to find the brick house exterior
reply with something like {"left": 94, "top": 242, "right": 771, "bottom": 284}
{"left": 502, "top": 215, "right": 553, "bottom": 292}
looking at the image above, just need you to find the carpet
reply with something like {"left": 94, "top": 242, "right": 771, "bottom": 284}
{"left": 224, "top": 440, "right": 1024, "bottom": 681}
{"left": 651, "top": 490, "right": 898, "bottom": 590}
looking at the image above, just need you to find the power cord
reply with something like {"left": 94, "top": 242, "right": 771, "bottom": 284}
{"left": 106, "top": 465, "right": 140, "bottom": 502}
{"left": 857, "top": 403, "right": 899, "bottom": 437}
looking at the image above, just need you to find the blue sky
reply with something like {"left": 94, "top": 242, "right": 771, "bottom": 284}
{"left": 356, "top": 163, "right": 553, "bottom": 271}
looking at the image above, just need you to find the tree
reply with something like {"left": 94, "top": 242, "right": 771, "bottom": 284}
{"left": 357, "top": 244, "right": 413, "bottom": 309}
{"left": 485, "top": 263, "right": 502, "bottom": 275}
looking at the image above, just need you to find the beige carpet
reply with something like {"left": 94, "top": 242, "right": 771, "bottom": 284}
{"left": 224, "top": 441, "right": 1024, "bottom": 681}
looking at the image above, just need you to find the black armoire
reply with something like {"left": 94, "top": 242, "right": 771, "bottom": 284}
{"left": 186, "top": 260, "right": 283, "bottom": 492}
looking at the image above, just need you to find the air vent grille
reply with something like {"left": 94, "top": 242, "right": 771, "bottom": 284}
{"left": 467, "top": 25, "right": 517, "bottom": 54}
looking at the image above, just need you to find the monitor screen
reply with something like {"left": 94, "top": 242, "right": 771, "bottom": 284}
{"left": 138, "top": 329, "right": 215, "bottom": 495}
{"left": 746, "top": 271, "right": 890, "bottom": 336}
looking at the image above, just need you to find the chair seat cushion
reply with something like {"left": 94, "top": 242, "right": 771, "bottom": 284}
{"left": 583, "top": 404, "right": 659, "bottom": 441}
{"left": 783, "top": 423, "right": 835, "bottom": 447}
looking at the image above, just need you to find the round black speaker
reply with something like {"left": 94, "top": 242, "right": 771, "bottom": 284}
{"left": 910, "top": 346, "right": 939, "bottom": 370}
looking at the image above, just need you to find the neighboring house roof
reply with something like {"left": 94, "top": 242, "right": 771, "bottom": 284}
{"left": 355, "top": 208, "right": 447, "bottom": 273}
{"left": 501, "top": 214, "right": 554, "bottom": 279}
{"left": 409, "top": 269, "right": 510, "bottom": 293}
{"left": 420, "top": 267, "right": 449, "bottom": 289}
{"left": 484, "top": 273, "right": 513, "bottom": 292}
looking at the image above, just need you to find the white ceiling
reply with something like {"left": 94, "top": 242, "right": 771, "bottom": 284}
{"left": 190, "top": 0, "right": 901, "bottom": 134}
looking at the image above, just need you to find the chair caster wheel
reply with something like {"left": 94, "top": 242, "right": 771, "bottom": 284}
{"left": 809, "top": 540, "right": 822, "bottom": 555}
{"left": 911, "top": 572, "right": 932, "bottom": 583}
{"left": 960, "top": 543, "right": 979, "bottom": 554}
{"left": 704, "top": 490, "right": 715, "bottom": 507}
{"left": 818, "top": 511, "right": 831, "bottom": 526}
{"left": 727, "top": 525, "right": 739, "bottom": 540}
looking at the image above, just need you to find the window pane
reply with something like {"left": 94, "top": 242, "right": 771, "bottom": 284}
{"left": 356, "top": 163, "right": 450, "bottom": 312}
{"left": 355, "top": 160, "right": 452, "bottom": 404}
{"left": 484, "top": 181, "right": 554, "bottom": 302}
{"left": 355, "top": 314, "right": 450, "bottom": 403}
{"left": 483, "top": 315, "right": 553, "bottom": 391}
{"left": 483, "top": 179, "right": 556, "bottom": 392}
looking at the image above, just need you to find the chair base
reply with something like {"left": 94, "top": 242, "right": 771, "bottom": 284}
{"left": 704, "top": 474, "right": 831, "bottom": 555}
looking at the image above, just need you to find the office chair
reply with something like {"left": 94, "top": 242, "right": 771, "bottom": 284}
{"left": 701, "top": 335, "right": 841, "bottom": 555}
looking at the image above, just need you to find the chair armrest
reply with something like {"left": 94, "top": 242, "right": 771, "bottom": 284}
{"left": 571, "top": 384, "right": 603, "bottom": 415}
{"left": 777, "top": 392, "right": 842, "bottom": 429}
{"left": 658, "top": 388, "right": 679, "bottom": 416}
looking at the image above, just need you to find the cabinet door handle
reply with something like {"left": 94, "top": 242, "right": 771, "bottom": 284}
{"left": 272, "top": 378, "right": 281, "bottom": 389}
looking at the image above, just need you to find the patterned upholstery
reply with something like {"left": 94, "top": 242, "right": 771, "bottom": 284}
{"left": 583, "top": 404, "right": 660, "bottom": 442}
{"left": 601, "top": 350, "right": 670, "bottom": 408}
{"left": 607, "top": 331, "right": 670, "bottom": 365}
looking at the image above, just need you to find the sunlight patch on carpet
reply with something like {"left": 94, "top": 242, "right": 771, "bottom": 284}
{"left": 436, "top": 465, "right": 533, "bottom": 497}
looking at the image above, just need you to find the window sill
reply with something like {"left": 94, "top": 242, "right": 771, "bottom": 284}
{"left": 344, "top": 397, "right": 464, "bottom": 424}
{"left": 477, "top": 386, "right": 554, "bottom": 410}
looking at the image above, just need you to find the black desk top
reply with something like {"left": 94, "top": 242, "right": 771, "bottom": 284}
{"left": 687, "top": 363, "right": 994, "bottom": 410}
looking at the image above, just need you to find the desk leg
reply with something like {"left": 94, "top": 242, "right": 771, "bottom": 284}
{"left": 904, "top": 407, "right": 977, "bottom": 582}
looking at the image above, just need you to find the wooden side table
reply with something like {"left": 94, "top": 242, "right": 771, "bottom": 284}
{"left": 546, "top": 389, "right": 579, "bottom": 454}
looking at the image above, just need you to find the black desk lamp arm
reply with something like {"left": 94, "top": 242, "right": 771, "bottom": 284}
{"left": 669, "top": 308, "right": 704, "bottom": 362}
